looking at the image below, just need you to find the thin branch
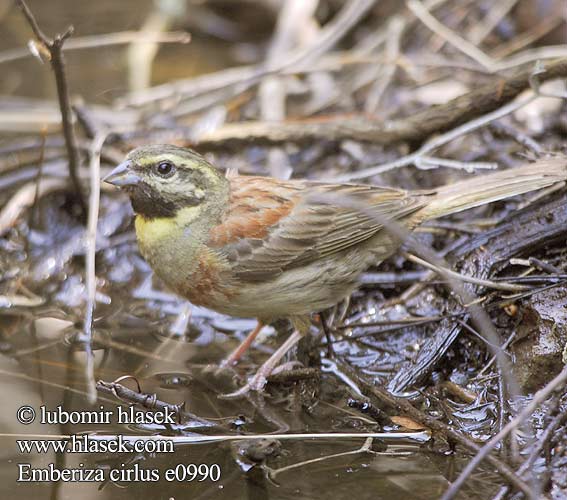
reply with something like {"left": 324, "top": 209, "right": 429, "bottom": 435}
{"left": 492, "top": 404, "right": 567, "bottom": 500}
{"left": 15, "top": 0, "right": 50, "bottom": 43}
{"left": 404, "top": 253, "right": 531, "bottom": 292}
{"left": 0, "top": 178, "right": 66, "bottom": 237}
{"left": 407, "top": 0, "right": 496, "bottom": 70}
{"left": 192, "top": 58, "right": 567, "bottom": 151}
{"left": 267, "top": 438, "right": 377, "bottom": 480}
{"left": 492, "top": 16, "right": 564, "bottom": 59}
{"left": 27, "top": 126, "right": 47, "bottom": 232}
{"left": 16, "top": 0, "right": 87, "bottom": 217}
{"left": 0, "top": 30, "right": 190, "bottom": 65}
{"left": 409, "top": 0, "right": 567, "bottom": 72}
{"left": 441, "top": 366, "right": 567, "bottom": 500}
{"left": 334, "top": 360, "right": 534, "bottom": 498}
{"left": 332, "top": 92, "right": 536, "bottom": 181}
{"left": 81, "top": 133, "right": 107, "bottom": 404}
{"left": 119, "top": 0, "right": 376, "bottom": 115}
{"left": 279, "top": 0, "right": 377, "bottom": 70}
{"left": 494, "top": 45, "right": 567, "bottom": 72}
{"left": 96, "top": 379, "right": 218, "bottom": 428}
{"left": 365, "top": 17, "right": 404, "bottom": 113}
{"left": 467, "top": 0, "right": 518, "bottom": 45}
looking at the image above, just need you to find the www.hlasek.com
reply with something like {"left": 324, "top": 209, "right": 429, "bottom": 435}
{"left": 16, "top": 405, "right": 221, "bottom": 483}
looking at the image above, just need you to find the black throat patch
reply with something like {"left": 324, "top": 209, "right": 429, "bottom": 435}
{"left": 128, "top": 181, "right": 181, "bottom": 219}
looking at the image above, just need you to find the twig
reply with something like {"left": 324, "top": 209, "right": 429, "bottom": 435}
{"left": 467, "top": 0, "right": 518, "bottom": 45}
{"left": 407, "top": 0, "right": 565, "bottom": 73}
{"left": 337, "top": 315, "right": 448, "bottom": 329}
{"left": 489, "top": 121, "right": 544, "bottom": 155}
{"left": 117, "top": 63, "right": 259, "bottom": 108}
{"left": 81, "top": 132, "right": 107, "bottom": 404}
{"left": 332, "top": 92, "right": 537, "bottom": 181}
{"left": 331, "top": 317, "right": 454, "bottom": 344}
{"left": 259, "top": 0, "right": 317, "bottom": 179}
{"left": 15, "top": 0, "right": 86, "bottom": 217}
{"left": 0, "top": 293, "right": 45, "bottom": 308}
{"left": 527, "top": 257, "right": 562, "bottom": 275}
{"left": 441, "top": 366, "right": 567, "bottom": 500}
{"left": 0, "top": 178, "right": 66, "bottom": 237}
{"left": 476, "top": 332, "right": 517, "bottom": 377}
{"left": 192, "top": 58, "right": 567, "bottom": 151}
{"left": 414, "top": 156, "right": 497, "bottom": 172}
{"left": 126, "top": 7, "right": 185, "bottom": 92}
{"left": 280, "top": 0, "right": 377, "bottom": 72}
{"left": 347, "top": 399, "right": 394, "bottom": 426}
{"left": 407, "top": 0, "right": 496, "bottom": 70}
{"left": 365, "top": 17, "right": 404, "bottom": 113}
{"left": 404, "top": 253, "right": 531, "bottom": 292}
{"left": 492, "top": 45, "right": 567, "bottom": 72}
{"left": 359, "top": 270, "right": 430, "bottom": 284}
{"left": 492, "top": 16, "right": 565, "bottom": 59}
{"left": 27, "top": 127, "right": 47, "bottom": 230}
{"left": 120, "top": 0, "right": 376, "bottom": 117}
{"left": 0, "top": 30, "right": 190, "bottom": 65}
{"left": 492, "top": 403, "right": 567, "bottom": 500}
{"left": 88, "top": 430, "right": 429, "bottom": 445}
{"left": 335, "top": 360, "right": 534, "bottom": 497}
{"left": 73, "top": 104, "right": 100, "bottom": 139}
{"left": 0, "top": 102, "right": 139, "bottom": 134}
{"left": 96, "top": 379, "right": 217, "bottom": 428}
{"left": 266, "top": 437, "right": 378, "bottom": 480}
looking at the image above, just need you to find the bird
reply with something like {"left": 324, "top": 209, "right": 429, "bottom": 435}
{"left": 103, "top": 145, "right": 567, "bottom": 396}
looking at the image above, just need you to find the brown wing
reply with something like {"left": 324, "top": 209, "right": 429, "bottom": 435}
{"left": 207, "top": 176, "right": 428, "bottom": 283}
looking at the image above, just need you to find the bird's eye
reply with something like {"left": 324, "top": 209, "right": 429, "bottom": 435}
{"left": 154, "top": 161, "right": 175, "bottom": 178}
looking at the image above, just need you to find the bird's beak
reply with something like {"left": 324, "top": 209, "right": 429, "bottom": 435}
{"left": 103, "top": 161, "right": 141, "bottom": 187}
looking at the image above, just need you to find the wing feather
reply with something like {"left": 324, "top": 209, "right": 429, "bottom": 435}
{"left": 207, "top": 176, "right": 428, "bottom": 283}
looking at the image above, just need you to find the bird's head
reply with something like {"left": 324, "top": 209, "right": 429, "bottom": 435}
{"left": 104, "top": 144, "right": 228, "bottom": 219}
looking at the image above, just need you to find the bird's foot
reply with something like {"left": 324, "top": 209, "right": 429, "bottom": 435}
{"left": 218, "top": 329, "right": 304, "bottom": 399}
{"left": 214, "top": 322, "right": 265, "bottom": 376}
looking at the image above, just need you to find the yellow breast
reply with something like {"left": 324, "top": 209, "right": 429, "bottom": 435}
{"left": 133, "top": 208, "right": 235, "bottom": 310}
{"left": 134, "top": 215, "right": 178, "bottom": 247}
{"left": 134, "top": 206, "right": 203, "bottom": 247}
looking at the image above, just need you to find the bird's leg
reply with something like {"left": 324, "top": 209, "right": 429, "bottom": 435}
{"left": 249, "top": 330, "right": 303, "bottom": 389}
{"left": 220, "top": 329, "right": 303, "bottom": 398}
{"left": 318, "top": 310, "right": 335, "bottom": 359}
{"left": 218, "top": 321, "right": 264, "bottom": 369}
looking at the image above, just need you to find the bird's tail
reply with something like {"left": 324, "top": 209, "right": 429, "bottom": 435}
{"left": 417, "top": 157, "right": 567, "bottom": 221}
